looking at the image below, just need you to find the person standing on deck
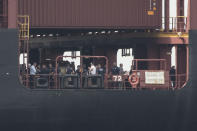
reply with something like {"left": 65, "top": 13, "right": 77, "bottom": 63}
{"left": 119, "top": 63, "right": 124, "bottom": 75}
{"left": 90, "top": 63, "right": 96, "bottom": 75}
{"left": 170, "top": 66, "right": 176, "bottom": 88}
{"left": 111, "top": 62, "right": 120, "bottom": 75}
{"left": 30, "top": 62, "right": 37, "bottom": 75}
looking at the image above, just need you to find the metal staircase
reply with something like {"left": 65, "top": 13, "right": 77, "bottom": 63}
{"left": 18, "top": 15, "right": 30, "bottom": 86}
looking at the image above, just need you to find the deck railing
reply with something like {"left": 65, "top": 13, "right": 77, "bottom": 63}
{"left": 162, "top": 16, "right": 188, "bottom": 32}
{"left": 19, "top": 72, "right": 187, "bottom": 90}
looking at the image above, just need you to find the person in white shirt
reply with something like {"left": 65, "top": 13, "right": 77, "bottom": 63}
{"left": 30, "top": 62, "right": 37, "bottom": 75}
{"left": 90, "top": 63, "right": 96, "bottom": 75}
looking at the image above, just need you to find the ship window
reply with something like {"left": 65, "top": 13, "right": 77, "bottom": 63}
{"left": 19, "top": 53, "right": 27, "bottom": 65}
{"left": 117, "top": 48, "right": 134, "bottom": 73}
{"left": 63, "top": 51, "right": 80, "bottom": 70}
{"left": 171, "top": 46, "right": 176, "bottom": 67}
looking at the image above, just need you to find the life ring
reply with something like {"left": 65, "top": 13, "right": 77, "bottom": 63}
{"left": 129, "top": 72, "right": 139, "bottom": 88}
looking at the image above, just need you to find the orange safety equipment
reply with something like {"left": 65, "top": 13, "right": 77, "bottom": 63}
{"left": 129, "top": 72, "right": 139, "bottom": 88}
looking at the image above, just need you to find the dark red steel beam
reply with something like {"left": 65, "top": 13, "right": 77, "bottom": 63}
{"left": 165, "top": 0, "right": 170, "bottom": 31}
{"left": 187, "top": 0, "right": 190, "bottom": 30}
{"left": 177, "top": 0, "right": 185, "bottom": 16}
{"left": 29, "top": 36, "right": 189, "bottom": 49}
{"left": 8, "top": 0, "right": 18, "bottom": 28}
{"left": 177, "top": 0, "right": 185, "bottom": 32}
{"left": 133, "top": 59, "right": 166, "bottom": 71}
{"left": 190, "top": 0, "right": 197, "bottom": 30}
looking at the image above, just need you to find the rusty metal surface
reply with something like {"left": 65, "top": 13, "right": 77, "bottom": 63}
{"left": 139, "top": 70, "right": 170, "bottom": 89}
{"left": 0, "top": 0, "right": 8, "bottom": 28}
{"left": 18, "top": 0, "right": 162, "bottom": 29}
{"left": 190, "top": 0, "right": 197, "bottom": 30}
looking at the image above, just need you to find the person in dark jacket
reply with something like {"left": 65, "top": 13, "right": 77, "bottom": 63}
{"left": 97, "top": 64, "right": 104, "bottom": 76}
{"left": 40, "top": 64, "right": 49, "bottom": 74}
{"left": 66, "top": 64, "right": 73, "bottom": 74}
{"left": 48, "top": 63, "right": 55, "bottom": 74}
{"left": 76, "top": 65, "right": 81, "bottom": 76}
{"left": 170, "top": 66, "right": 176, "bottom": 88}
{"left": 111, "top": 62, "right": 120, "bottom": 75}
{"left": 111, "top": 62, "right": 120, "bottom": 88}
{"left": 119, "top": 64, "right": 124, "bottom": 75}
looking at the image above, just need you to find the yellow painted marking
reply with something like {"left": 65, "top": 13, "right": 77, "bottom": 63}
{"left": 156, "top": 34, "right": 188, "bottom": 38}
{"left": 122, "top": 33, "right": 189, "bottom": 38}
{"left": 148, "top": 11, "right": 154, "bottom": 15}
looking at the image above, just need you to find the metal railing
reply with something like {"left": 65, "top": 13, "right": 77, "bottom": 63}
{"left": 132, "top": 59, "right": 167, "bottom": 70}
{"left": 18, "top": 15, "right": 30, "bottom": 40}
{"left": 20, "top": 74, "right": 55, "bottom": 89}
{"left": 55, "top": 55, "right": 109, "bottom": 89}
{"left": 18, "top": 57, "right": 187, "bottom": 90}
{"left": 18, "top": 72, "right": 187, "bottom": 90}
{"left": 107, "top": 74, "right": 187, "bottom": 90}
{"left": 170, "top": 74, "right": 187, "bottom": 89}
{"left": 162, "top": 16, "right": 188, "bottom": 32}
{"left": 18, "top": 15, "right": 30, "bottom": 87}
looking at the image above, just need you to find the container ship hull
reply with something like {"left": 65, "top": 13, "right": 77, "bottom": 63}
{"left": 0, "top": 29, "right": 197, "bottom": 131}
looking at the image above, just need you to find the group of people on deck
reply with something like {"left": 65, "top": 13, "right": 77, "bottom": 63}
{"left": 22, "top": 60, "right": 176, "bottom": 89}
{"left": 29, "top": 61, "right": 106, "bottom": 77}
{"left": 111, "top": 62, "right": 133, "bottom": 76}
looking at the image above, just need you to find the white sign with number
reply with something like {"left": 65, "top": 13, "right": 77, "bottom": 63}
{"left": 112, "top": 75, "right": 122, "bottom": 82}
{"left": 145, "top": 71, "right": 165, "bottom": 84}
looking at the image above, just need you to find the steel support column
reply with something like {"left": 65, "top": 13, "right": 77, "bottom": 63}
{"left": 176, "top": 45, "right": 187, "bottom": 88}
{"left": 8, "top": 0, "right": 18, "bottom": 28}
{"left": 165, "top": 0, "right": 170, "bottom": 31}
{"left": 177, "top": 0, "right": 185, "bottom": 32}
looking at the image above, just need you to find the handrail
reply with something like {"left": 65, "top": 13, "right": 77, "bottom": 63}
{"left": 17, "top": 15, "right": 30, "bottom": 87}
{"left": 18, "top": 15, "right": 30, "bottom": 39}
{"left": 132, "top": 59, "right": 167, "bottom": 71}
{"left": 55, "top": 55, "right": 109, "bottom": 89}
{"left": 162, "top": 16, "right": 187, "bottom": 32}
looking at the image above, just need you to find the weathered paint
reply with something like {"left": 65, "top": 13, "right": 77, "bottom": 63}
{"left": 190, "top": 0, "right": 197, "bottom": 30}
{"left": 8, "top": 0, "right": 17, "bottom": 28}
{"left": 18, "top": 0, "right": 162, "bottom": 29}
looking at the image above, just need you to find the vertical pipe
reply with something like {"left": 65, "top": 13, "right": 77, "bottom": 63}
{"left": 181, "top": 45, "right": 189, "bottom": 89}
{"left": 55, "top": 56, "right": 61, "bottom": 89}
{"left": 186, "top": 45, "right": 189, "bottom": 82}
{"left": 186, "top": 0, "right": 190, "bottom": 31}
{"left": 165, "top": 0, "right": 170, "bottom": 31}
{"left": 175, "top": 45, "right": 178, "bottom": 88}
{"left": 80, "top": 56, "right": 83, "bottom": 89}
{"left": 105, "top": 57, "right": 109, "bottom": 89}
{"left": 136, "top": 60, "right": 138, "bottom": 70}
{"left": 177, "top": 0, "right": 185, "bottom": 32}
{"left": 79, "top": 47, "right": 83, "bottom": 89}
{"left": 39, "top": 48, "right": 42, "bottom": 65}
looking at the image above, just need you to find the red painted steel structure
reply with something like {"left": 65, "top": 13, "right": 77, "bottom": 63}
{"left": 190, "top": 0, "right": 197, "bottom": 30}
{"left": 131, "top": 59, "right": 170, "bottom": 89}
{"left": 8, "top": 0, "right": 17, "bottom": 28}
{"left": 0, "top": 0, "right": 7, "bottom": 28}
{"left": 177, "top": 0, "right": 185, "bottom": 32}
{"left": 132, "top": 59, "right": 167, "bottom": 70}
{"left": 165, "top": 0, "right": 169, "bottom": 31}
{"left": 18, "top": 0, "right": 162, "bottom": 29}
